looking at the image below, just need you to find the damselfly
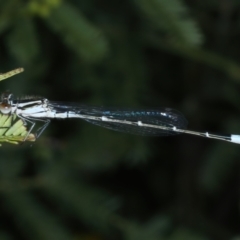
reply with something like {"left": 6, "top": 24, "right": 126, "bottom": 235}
{"left": 0, "top": 92, "right": 239, "bottom": 144}
{"left": 0, "top": 67, "right": 240, "bottom": 145}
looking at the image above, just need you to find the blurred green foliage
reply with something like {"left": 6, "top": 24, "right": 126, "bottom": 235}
{"left": 0, "top": 0, "right": 239, "bottom": 239}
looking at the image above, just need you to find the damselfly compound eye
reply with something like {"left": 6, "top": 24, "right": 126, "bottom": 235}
{"left": 0, "top": 102, "right": 12, "bottom": 114}
{"left": 0, "top": 92, "right": 13, "bottom": 114}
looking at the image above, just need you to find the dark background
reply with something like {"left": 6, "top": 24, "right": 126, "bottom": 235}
{"left": 0, "top": 0, "right": 239, "bottom": 239}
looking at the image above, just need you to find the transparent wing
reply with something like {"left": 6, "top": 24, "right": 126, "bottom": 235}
{"left": 49, "top": 102, "right": 188, "bottom": 136}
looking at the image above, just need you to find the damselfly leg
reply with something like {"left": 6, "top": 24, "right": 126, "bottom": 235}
{"left": 17, "top": 115, "right": 50, "bottom": 140}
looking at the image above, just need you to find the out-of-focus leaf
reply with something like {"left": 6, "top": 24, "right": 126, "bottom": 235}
{"left": 46, "top": 2, "right": 108, "bottom": 61}
{"left": 6, "top": 18, "right": 40, "bottom": 64}
{"left": 42, "top": 165, "right": 119, "bottom": 232}
{"left": 0, "top": 231, "right": 12, "bottom": 240}
{"left": 2, "top": 191, "right": 72, "bottom": 240}
{"left": 134, "top": 0, "right": 203, "bottom": 46}
{"left": 199, "top": 119, "right": 239, "bottom": 193}
{"left": 27, "top": 0, "right": 62, "bottom": 17}
{"left": 0, "top": 0, "right": 23, "bottom": 33}
{"left": 113, "top": 215, "right": 171, "bottom": 240}
{"left": 168, "top": 227, "right": 208, "bottom": 240}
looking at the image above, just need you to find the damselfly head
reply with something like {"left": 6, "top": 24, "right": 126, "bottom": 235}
{"left": 0, "top": 92, "right": 12, "bottom": 114}
{"left": 0, "top": 102, "right": 11, "bottom": 114}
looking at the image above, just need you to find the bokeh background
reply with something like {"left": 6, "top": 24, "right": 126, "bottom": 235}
{"left": 0, "top": 0, "right": 239, "bottom": 239}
